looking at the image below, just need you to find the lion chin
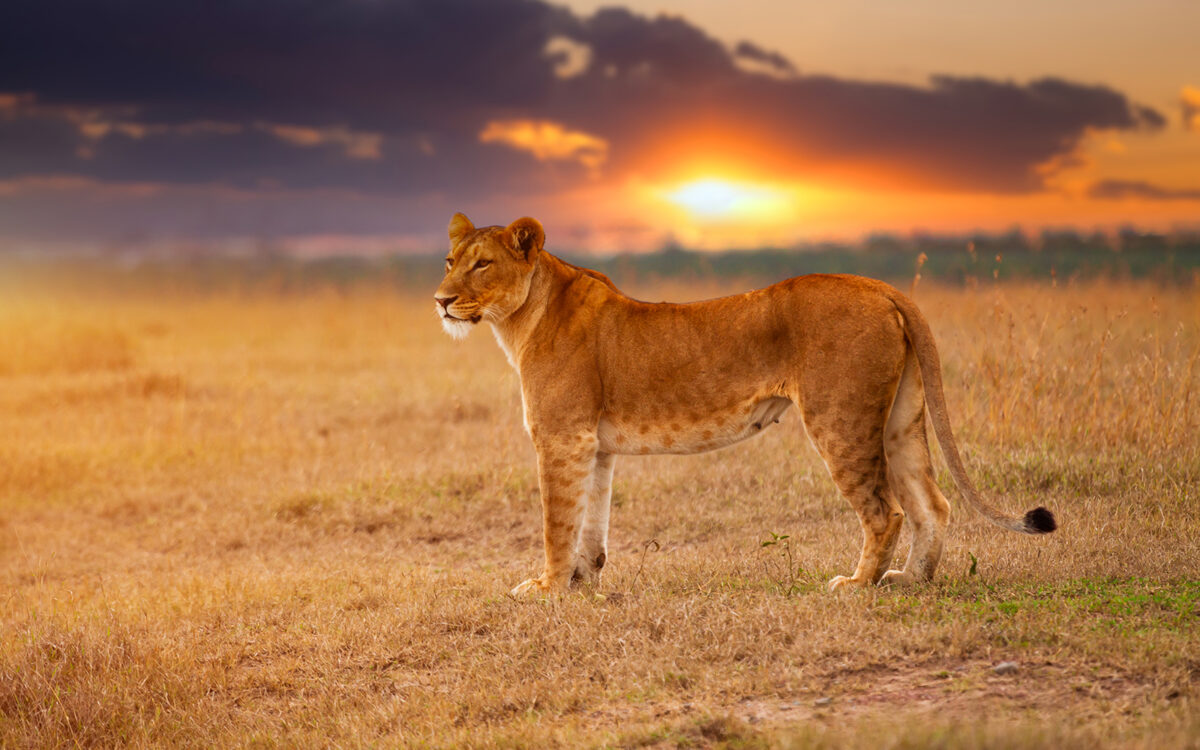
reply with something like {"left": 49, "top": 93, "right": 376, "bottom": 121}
{"left": 440, "top": 315, "right": 474, "bottom": 341}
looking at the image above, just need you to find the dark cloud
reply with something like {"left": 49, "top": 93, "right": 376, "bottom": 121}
{"left": 733, "top": 41, "right": 796, "bottom": 76}
{"left": 1088, "top": 179, "right": 1200, "bottom": 201}
{"left": 0, "top": 0, "right": 1170, "bottom": 242}
{"left": 0, "top": 0, "right": 588, "bottom": 198}
{"left": 575, "top": 8, "right": 734, "bottom": 85}
{"left": 0, "top": 0, "right": 570, "bottom": 128}
{"left": 540, "top": 67, "right": 1163, "bottom": 191}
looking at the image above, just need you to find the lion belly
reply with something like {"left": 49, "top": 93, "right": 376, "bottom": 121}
{"left": 597, "top": 395, "right": 792, "bottom": 455}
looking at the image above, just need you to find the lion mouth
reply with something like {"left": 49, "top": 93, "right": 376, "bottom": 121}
{"left": 441, "top": 311, "right": 482, "bottom": 324}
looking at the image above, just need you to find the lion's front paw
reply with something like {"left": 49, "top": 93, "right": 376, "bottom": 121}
{"left": 510, "top": 574, "right": 572, "bottom": 597}
{"left": 510, "top": 577, "right": 549, "bottom": 597}
{"left": 828, "top": 574, "right": 870, "bottom": 592}
{"left": 878, "top": 569, "right": 914, "bottom": 587}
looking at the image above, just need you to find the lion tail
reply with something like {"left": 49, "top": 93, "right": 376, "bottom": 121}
{"left": 887, "top": 288, "right": 1057, "bottom": 535}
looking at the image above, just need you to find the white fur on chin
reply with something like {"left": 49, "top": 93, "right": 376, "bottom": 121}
{"left": 440, "top": 316, "right": 473, "bottom": 340}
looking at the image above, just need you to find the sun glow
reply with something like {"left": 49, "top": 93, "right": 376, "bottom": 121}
{"left": 665, "top": 178, "right": 790, "bottom": 220}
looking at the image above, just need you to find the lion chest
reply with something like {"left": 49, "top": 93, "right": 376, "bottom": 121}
{"left": 597, "top": 395, "right": 792, "bottom": 455}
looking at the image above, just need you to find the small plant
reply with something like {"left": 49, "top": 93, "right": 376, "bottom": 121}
{"left": 761, "top": 532, "right": 804, "bottom": 596}
{"left": 968, "top": 551, "right": 979, "bottom": 577}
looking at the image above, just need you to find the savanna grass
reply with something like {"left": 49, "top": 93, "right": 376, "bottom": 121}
{"left": 0, "top": 267, "right": 1196, "bottom": 748}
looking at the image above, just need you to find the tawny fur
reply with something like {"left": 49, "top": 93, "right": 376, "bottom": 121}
{"left": 434, "top": 213, "right": 1056, "bottom": 596}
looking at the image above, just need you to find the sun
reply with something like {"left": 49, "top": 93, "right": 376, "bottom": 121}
{"left": 664, "top": 178, "right": 789, "bottom": 220}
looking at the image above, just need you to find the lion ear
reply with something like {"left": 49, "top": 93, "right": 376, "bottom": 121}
{"left": 506, "top": 217, "right": 544, "bottom": 262}
{"left": 448, "top": 212, "right": 474, "bottom": 246}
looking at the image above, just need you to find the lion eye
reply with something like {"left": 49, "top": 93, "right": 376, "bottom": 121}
{"left": 444, "top": 257, "right": 453, "bottom": 271}
{"left": 473, "top": 259, "right": 492, "bottom": 271}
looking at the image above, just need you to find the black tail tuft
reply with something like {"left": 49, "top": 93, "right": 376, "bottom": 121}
{"left": 1023, "top": 507, "right": 1057, "bottom": 534}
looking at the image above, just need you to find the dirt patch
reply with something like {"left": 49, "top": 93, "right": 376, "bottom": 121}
{"left": 727, "top": 659, "right": 1190, "bottom": 727}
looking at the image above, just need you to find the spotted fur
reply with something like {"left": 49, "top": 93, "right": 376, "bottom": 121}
{"left": 434, "top": 213, "right": 1056, "bottom": 596}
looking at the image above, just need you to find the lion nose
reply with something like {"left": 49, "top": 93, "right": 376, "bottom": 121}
{"left": 435, "top": 295, "right": 457, "bottom": 310}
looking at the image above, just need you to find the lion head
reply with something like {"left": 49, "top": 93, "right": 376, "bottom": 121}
{"left": 434, "top": 213, "right": 545, "bottom": 340}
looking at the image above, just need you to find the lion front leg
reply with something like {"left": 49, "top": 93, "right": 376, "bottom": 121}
{"left": 511, "top": 430, "right": 599, "bottom": 597}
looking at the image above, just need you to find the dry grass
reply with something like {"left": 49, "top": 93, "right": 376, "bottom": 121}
{"left": 0, "top": 270, "right": 1197, "bottom": 748}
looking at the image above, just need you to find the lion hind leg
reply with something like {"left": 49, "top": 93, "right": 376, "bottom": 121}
{"left": 880, "top": 349, "right": 950, "bottom": 586}
{"left": 799, "top": 367, "right": 905, "bottom": 591}
{"left": 824, "top": 457, "right": 905, "bottom": 591}
{"left": 803, "top": 415, "right": 903, "bottom": 591}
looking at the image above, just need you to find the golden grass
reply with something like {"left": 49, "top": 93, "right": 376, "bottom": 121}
{"left": 0, "top": 271, "right": 1197, "bottom": 748}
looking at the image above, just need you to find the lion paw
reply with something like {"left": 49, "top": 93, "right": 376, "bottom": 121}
{"left": 828, "top": 575, "right": 869, "bottom": 592}
{"left": 830, "top": 573, "right": 859, "bottom": 590}
{"left": 570, "top": 552, "right": 606, "bottom": 588}
{"left": 510, "top": 577, "right": 550, "bottom": 597}
{"left": 510, "top": 574, "right": 575, "bottom": 597}
{"left": 878, "top": 569, "right": 914, "bottom": 587}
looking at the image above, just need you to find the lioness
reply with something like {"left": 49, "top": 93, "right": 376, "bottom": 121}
{"left": 435, "top": 213, "right": 1056, "bottom": 596}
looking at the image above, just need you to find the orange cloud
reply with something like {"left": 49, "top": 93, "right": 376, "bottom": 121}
{"left": 543, "top": 36, "right": 591, "bottom": 79}
{"left": 1, "top": 91, "right": 248, "bottom": 151}
{"left": 257, "top": 122, "right": 383, "bottom": 159}
{"left": 479, "top": 119, "right": 608, "bottom": 170}
{"left": 0, "top": 91, "right": 36, "bottom": 111}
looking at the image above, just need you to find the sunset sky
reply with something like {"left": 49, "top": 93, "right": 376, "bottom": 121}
{"left": 1, "top": 0, "right": 1198, "bottom": 254}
